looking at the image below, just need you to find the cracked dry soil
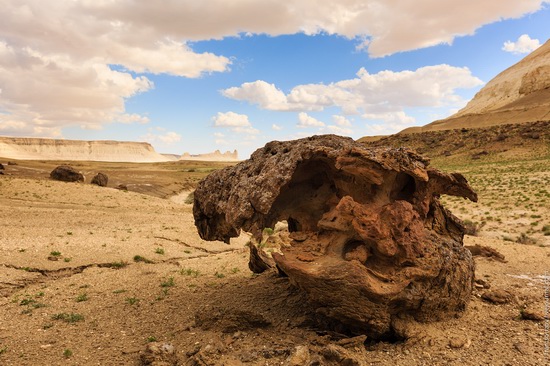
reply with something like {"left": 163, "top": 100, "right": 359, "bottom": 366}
{"left": 0, "top": 176, "right": 549, "bottom": 365}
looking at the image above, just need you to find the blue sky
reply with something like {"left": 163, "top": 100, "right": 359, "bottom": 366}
{"left": 1, "top": 1, "right": 549, "bottom": 158}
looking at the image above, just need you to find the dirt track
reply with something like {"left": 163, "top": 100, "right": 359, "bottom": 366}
{"left": 1, "top": 176, "right": 549, "bottom": 365}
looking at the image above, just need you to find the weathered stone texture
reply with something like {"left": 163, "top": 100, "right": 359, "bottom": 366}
{"left": 193, "top": 135, "right": 477, "bottom": 338}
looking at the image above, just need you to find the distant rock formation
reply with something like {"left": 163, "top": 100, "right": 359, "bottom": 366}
{"left": 179, "top": 149, "right": 239, "bottom": 162}
{"left": 403, "top": 38, "right": 550, "bottom": 133}
{"left": 161, "top": 154, "right": 181, "bottom": 161}
{"left": 50, "top": 165, "right": 84, "bottom": 182}
{"left": 0, "top": 137, "right": 171, "bottom": 163}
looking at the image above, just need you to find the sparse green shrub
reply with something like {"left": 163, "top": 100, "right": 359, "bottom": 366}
{"left": 133, "top": 255, "right": 154, "bottom": 264}
{"left": 125, "top": 297, "right": 139, "bottom": 305}
{"left": 180, "top": 268, "right": 200, "bottom": 277}
{"left": 160, "top": 277, "right": 175, "bottom": 288}
{"left": 51, "top": 313, "right": 84, "bottom": 323}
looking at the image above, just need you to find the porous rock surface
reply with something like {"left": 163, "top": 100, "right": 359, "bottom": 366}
{"left": 50, "top": 165, "right": 84, "bottom": 183}
{"left": 193, "top": 135, "right": 477, "bottom": 338}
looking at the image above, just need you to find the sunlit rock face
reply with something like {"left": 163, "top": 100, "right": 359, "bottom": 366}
{"left": 193, "top": 135, "right": 477, "bottom": 339}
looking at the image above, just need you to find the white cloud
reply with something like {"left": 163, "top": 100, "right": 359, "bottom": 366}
{"left": 0, "top": 0, "right": 547, "bottom": 137}
{"left": 83, "top": 0, "right": 549, "bottom": 58}
{"left": 142, "top": 130, "right": 182, "bottom": 145}
{"left": 212, "top": 111, "right": 259, "bottom": 135}
{"left": 325, "top": 125, "right": 353, "bottom": 135}
{"left": 502, "top": 34, "right": 541, "bottom": 54}
{"left": 224, "top": 65, "right": 483, "bottom": 120}
{"left": 332, "top": 115, "right": 352, "bottom": 127}
{"left": 272, "top": 124, "right": 282, "bottom": 131}
{"left": 221, "top": 81, "right": 290, "bottom": 110}
{"left": 363, "top": 111, "right": 418, "bottom": 135}
{"left": 212, "top": 111, "right": 251, "bottom": 127}
{"left": 297, "top": 112, "right": 325, "bottom": 128}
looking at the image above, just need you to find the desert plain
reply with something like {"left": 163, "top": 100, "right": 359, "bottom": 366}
{"left": 0, "top": 145, "right": 548, "bottom": 366}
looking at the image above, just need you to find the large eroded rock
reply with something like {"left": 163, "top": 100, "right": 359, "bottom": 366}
{"left": 193, "top": 135, "right": 477, "bottom": 338}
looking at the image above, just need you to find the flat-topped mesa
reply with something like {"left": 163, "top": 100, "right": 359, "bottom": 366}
{"left": 0, "top": 136, "right": 170, "bottom": 162}
{"left": 193, "top": 135, "right": 477, "bottom": 339}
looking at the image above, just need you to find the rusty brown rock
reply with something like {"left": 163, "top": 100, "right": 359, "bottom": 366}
{"left": 193, "top": 135, "right": 477, "bottom": 339}
{"left": 50, "top": 165, "right": 84, "bottom": 182}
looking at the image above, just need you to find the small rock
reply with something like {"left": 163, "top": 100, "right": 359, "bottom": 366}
{"left": 117, "top": 184, "right": 128, "bottom": 191}
{"left": 520, "top": 307, "right": 544, "bottom": 321}
{"left": 513, "top": 342, "right": 531, "bottom": 355}
{"left": 47, "top": 256, "right": 59, "bottom": 261}
{"left": 91, "top": 172, "right": 108, "bottom": 187}
{"left": 7, "top": 161, "right": 17, "bottom": 165}
{"left": 474, "top": 279, "right": 490, "bottom": 289}
{"left": 139, "top": 342, "right": 177, "bottom": 366}
{"left": 481, "top": 289, "right": 513, "bottom": 304}
{"left": 0, "top": 163, "right": 4, "bottom": 170}
{"left": 449, "top": 337, "right": 471, "bottom": 349}
{"left": 287, "top": 345, "right": 310, "bottom": 366}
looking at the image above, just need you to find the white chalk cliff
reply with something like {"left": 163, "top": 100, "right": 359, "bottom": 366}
{"left": 0, "top": 137, "right": 171, "bottom": 162}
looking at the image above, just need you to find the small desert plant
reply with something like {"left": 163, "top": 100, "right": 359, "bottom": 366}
{"left": 146, "top": 336, "right": 157, "bottom": 343}
{"left": 112, "top": 289, "right": 126, "bottom": 294}
{"left": 76, "top": 293, "right": 88, "bottom": 302}
{"left": 214, "top": 271, "right": 225, "bottom": 279}
{"left": 133, "top": 255, "right": 154, "bottom": 264}
{"left": 63, "top": 349, "right": 73, "bottom": 358}
{"left": 516, "top": 233, "right": 537, "bottom": 245}
{"left": 102, "top": 261, "right": 128, "bottom": 269}
{"left": 125, "top": 297, "right": 139, "bottom": 305}
{"left": 50, "top": 250, "right": 61, "bottom": 257}
{"left": 184, "top": 192, "right": 195, "bottom": 204}
{"left": 155, "top": 247, "right": 165, "bottom": 255}
{"left": 180, "top": 268, "right": 200, "bottom": 277}
{"left": 51, "top": 313, "right": 84, "bottom": 323}
{"left": 160, "top": 277, "right": 175, "bottom": 288}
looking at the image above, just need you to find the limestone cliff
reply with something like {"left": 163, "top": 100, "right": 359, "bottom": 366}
{"left": 179, "top": 149, "right": 239, "bottom": 162}
{"left": 404, "top": 38, "right": 550, "bottom": 133}
{"left": 0, "top": 137, "right": 171, "bottom": 162}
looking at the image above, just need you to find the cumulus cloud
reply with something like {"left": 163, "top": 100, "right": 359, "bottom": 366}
{"left": 224, "top": 65, "right": 483, "bottom": 126}
{"left": 142, "top": 130, "right": 182, "bottom": 145}
{"left": 272, "top": 124, "right": 283, "bottom": 131}
{"left": 212, "top": 111, "right": 259, "bottom": 135}
{"left": 80, "top": 0, "right": 549, "bottom": 57}
{"left": 502, "top": 34, "right": 541, "bottom": 54}
{"left": 297, "top": 113, "right": 325, "bottom": 128}
{"left": 1, "top": 0, "right": 546, "bottom": 137}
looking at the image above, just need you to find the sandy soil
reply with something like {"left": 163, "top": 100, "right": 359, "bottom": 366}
{"left": 1, "top": 175, "right": 549, "bottom": 365}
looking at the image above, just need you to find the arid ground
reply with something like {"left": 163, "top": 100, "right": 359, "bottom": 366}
{"left": 0, "top": 153, "right": 549, "bottom": 365}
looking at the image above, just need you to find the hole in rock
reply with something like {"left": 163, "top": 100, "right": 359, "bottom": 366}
{"left": 391, "top": 173, "right": 416, "bottom": 202}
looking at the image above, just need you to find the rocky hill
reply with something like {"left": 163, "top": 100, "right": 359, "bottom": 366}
{"left": 402, "top": 38, "right": 550, "bottom": 133}
{"left": 180, "top": 149, "right": 239, "bottom": 162}
{"left": 360, "top": 120, "right": 550, "bottom": 161}
{"left": 0, "top": 137, "right": 171, "bottom": 163}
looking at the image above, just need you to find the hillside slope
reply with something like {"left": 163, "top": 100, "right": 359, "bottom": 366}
{"left": 360, "top": 120, "right": 550, "bottom": 161}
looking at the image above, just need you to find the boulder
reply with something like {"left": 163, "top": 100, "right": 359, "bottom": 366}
{"left": 0, "top": 163, "right": 4, "bottom": 170}
{"left": 50, "top": 165, "right": 84, "bottom": 182}
{"left": 193, "top": 135, "right": 477, "bottom": 339}
{"left": 91, "top": 172, "right": 108, "bottom": 187}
